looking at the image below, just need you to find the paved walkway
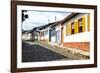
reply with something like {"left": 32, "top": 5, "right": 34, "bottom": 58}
{"left": 24, "top": 41, "right": 90, "bottom": 60}
{"left": 29, "top": 41, "right": 90, "bottom": 60}
{"left": 22, "top": 41, "right": 71, "bottom": 62}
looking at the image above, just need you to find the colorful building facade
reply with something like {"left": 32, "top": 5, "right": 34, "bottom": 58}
{"left": 23, "top": 13, "right": 90, "bottom": 52}
{"left": 39, "top": 13, "right": 90, "bottom": 52}
{"left": 62, "top": 13, "right": 90, "bottom": 51}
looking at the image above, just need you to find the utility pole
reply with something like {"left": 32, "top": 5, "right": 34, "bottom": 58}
{"left": 48, "top": 19, "right": 50, "bottom": 23}
{"left": 55, "top": 16, "right": 56, "bottom": 22}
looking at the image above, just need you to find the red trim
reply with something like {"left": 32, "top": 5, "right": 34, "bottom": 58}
{"left": 63, "top": 42, "right": 90, "bottom": 52}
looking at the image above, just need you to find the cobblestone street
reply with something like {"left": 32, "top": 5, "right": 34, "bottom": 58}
{"left": 22, "top": 41, "right": 71, "bottom": 62}
{"left": 22, "top": 40, "right": 89, "bottom": 62}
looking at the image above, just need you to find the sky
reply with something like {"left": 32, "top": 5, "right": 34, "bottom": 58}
{"left": 22, "top": 10, "right": 71, "bottom": 30}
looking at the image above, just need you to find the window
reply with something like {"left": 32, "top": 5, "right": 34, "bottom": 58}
{"left": 78, "top": 18, "right": 83, "bottom": 33}
{"left": 45, "top": 30, "right": 48, "bottom": 35}
{"left": 51, "top": 28, "right": 56, "bottom": 36}
{"left": 41, "top": 31, "right": 44, "bottom": 36}
{"left": 71, "top": 22, "right": 74, "bottom": 34}
{"left": 43, "top": 31, "right": 44, "bottom": 36}
{"left": 41, "top": 32, "right": 42, "bottom": 36}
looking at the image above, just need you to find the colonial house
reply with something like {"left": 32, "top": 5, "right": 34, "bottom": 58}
{"left": 29, "top": 25, "right": 46, "bottom": 41}
{"left": 39, "top": 21, "right": 62, "bottom": 43}
{"left": 62, "top": 13, "right": 90, "bottom": 51}
{"left": 22, "top": 31, "right": 32, "bottom": 40}
{"left": 39, "top": 22, "right": 55, "bottom": 41}
{"left": 46, "top": 13, "right": 90, "bottom": 52}
{"left": 30, "top": 27, "right": 40, "bottom": 41}
{"left": 50, "top": 21, "right": 62, "bottom": 44}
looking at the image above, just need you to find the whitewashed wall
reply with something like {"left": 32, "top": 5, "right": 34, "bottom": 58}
{"left": 41, "top": 36, "right": 44, "bottom": 40}
{"left": 56, "top": 24, "right": 62, "bottom": 44}
{"left": 51, "top": 36, "right": 56, "bottom": 42}
{"left": 63, "top": 14, "right": 90, "bottom": 42}
{"left": 22, "top": 33, "right": 31, "bottom": 40}
{"left": 44, "top": 28, "right": 49, "bottom": 40}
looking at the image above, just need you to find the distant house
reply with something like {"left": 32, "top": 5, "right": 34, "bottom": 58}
{"left": 30, "top": 27, "right": 38, "bottom": 41}
{"left": 30, "top": 26, "right": 44, "bottom": 41}
{"left": 39, "top": 22, "right": 62, "bottom": 43}
{"left": 50, "top": 21, "right": 61, "bottom": 44}
{"left": 50, "top": 27, "right": 56, "bottom": 43}
{"left": 22, "top": 31, "right": 32, "bottom": 40}
{"left": 39, "top": 22, "right": 55, "bottom": 42}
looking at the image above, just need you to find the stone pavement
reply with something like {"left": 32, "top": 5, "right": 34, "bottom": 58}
{"left": 22, "top": 41, "right": 72, "bottom": 62}
{"left": 27, "top": 41, "right": 90, "bottom": 60}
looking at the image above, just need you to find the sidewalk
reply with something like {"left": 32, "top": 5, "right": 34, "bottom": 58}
{"left": 37, "top": 41, "right": 90, "bottom": 60}
{"left": 27, "top": 40, "right": 90, "bottom": 60}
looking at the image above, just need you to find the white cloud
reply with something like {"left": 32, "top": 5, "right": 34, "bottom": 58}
{"left": 22, "top": 10, "right": 71, "bottom": 30}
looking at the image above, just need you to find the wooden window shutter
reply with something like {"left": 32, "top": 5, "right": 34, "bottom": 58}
{"left": 88, "top": 14, "right": 90, "bottom": 31}
{"left": 66, "top": 24, "right": 68, "bottom": 35}
{"left": 69, "top": 23, "right": 71, "bottom": 35}
{"left": 74, "top": 21, "right": 78, "bottom": 33}
{"left": 82, "top": 16, "right": 86, "bottom": 32}
{"left": 66, "top": 23, "right": 71, "bottom": 35}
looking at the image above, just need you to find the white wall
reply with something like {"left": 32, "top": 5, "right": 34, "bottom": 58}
{"left": 40, "top": 30, "right": 45, "bottom": 40}
{"left": 22, "top": 33, "right": 31, "bottom": 40}
{"left": 64, "top": 32, "right": 90, "bottom": 42}
{"left": 63, "top": 14, "right": 90, "bottom": 42}
{"left": 51, "top": 36, "right": 56, "bottom": 42}
{"left": 44, "top": 28, "right": 49, "bottom": 40}
{"left": 55, "top": 24, "right": 62, "bottom": 44}
{"left": 0, "top": 0, "right": 100, "bottom": 73}
{"left": 41, "top": 36, "right": 44, "bottom": 40}
{"left": 45, "top": 35, "right": 49, "bottom": 40}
